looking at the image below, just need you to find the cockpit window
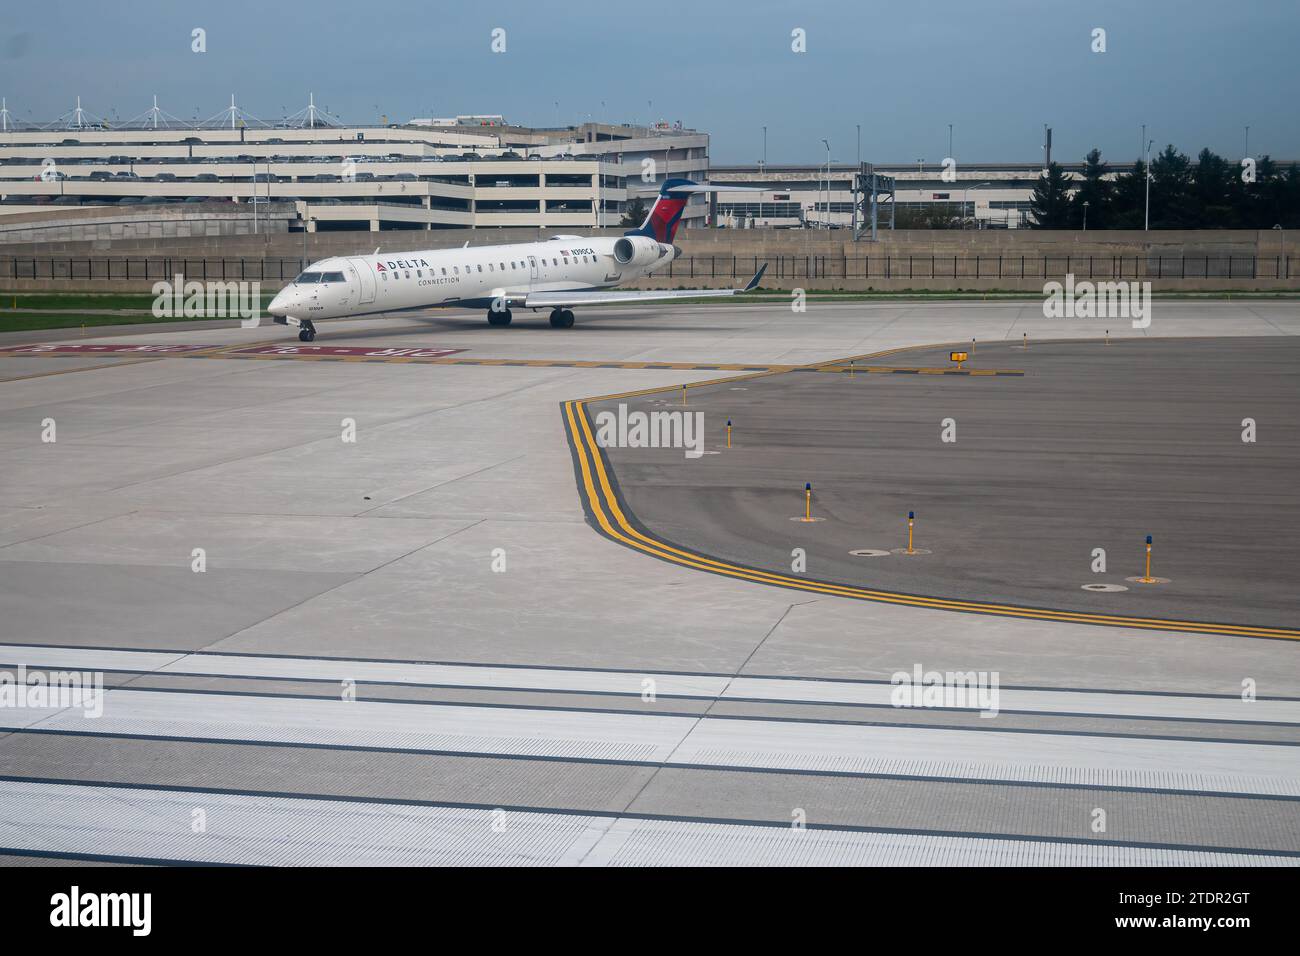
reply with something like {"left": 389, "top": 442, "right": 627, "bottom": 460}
{"left": 295, "top": 271, "right": 321, "bottom": 284}
{"left": 320, "top": 271, "right": 345, "bottom": 283}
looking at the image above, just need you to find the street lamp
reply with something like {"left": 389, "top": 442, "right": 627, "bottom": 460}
{"left": 594, "top": 152, "right": 607, "bottom": 229}
{"left": 1143, "top": 138, "right": 1153, "bottom": 231}
{"left": 964, "top": 181, "right": 991, "bottom": 229}
{"left": 821, "top": 139, "right": 830, "bottom": 229}
{"left": 1275, "top": 223, "right": 1286, "bottom": 279}
{"left": 1083, "top": 200, "right": 1090, "bottom": 231}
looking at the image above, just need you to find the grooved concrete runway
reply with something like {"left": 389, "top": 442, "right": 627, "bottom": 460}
{"left": 1, "top": 300, "right": 1297, "bottom": 866}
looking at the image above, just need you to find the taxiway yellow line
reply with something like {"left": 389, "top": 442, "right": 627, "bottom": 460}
{"left": 561, "top": 343, "right": 1299, "bottom": 642}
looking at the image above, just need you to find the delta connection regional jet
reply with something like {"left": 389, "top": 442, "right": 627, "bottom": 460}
{"left": 266, "top": 179, "right": 764, "bottom": 340}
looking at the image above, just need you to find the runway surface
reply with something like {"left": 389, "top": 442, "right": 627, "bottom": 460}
{"left": 1, "top": 300, "right": 1297, "bottom": 865}
{"left": 590, "top": 337, "right": 1300, "bottom": 633}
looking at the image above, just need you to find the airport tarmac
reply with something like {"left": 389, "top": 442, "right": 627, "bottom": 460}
{"left": 0, "top": 300, "right": 1297, "bottom": 865}
{"left": 592, "top": 337, "right": 1300, "bottom": 633}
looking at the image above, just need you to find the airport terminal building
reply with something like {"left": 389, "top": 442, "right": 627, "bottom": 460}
{"left": 1, "top": 103, "right": 1280, "bottom": 237}
{"left": 709, "top": 163, "right": 1067, "bottom": 230}
{"left": 0, "top": 109, "right": 710, "bottom": 236}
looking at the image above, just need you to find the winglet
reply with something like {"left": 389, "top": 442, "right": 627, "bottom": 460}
{"left": 742, "top": 263, "right": 768, "bottom": 293}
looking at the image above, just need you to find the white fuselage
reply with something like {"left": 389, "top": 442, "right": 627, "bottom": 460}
{"left": 267, "top": 234, "right": 675, "bottom": 322}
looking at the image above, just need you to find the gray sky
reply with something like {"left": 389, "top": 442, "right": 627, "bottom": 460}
{"left": 2, "top": 0, "right": 1296, "bottom": 165}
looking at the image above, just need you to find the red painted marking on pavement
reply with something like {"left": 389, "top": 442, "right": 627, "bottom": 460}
{"left": 0, "top": 343, "right": 217, "bottom": 355}
{"left": 231, "top": 345, "right": 465, "bottom": 358}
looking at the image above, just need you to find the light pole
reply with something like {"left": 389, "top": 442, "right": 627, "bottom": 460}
{"left": 964, "top": 181, "right": 990, "bottom": 229}
{"left": 1143, "top": 138, "right": 1153, "bottom": 231}
{"left": 820, "top": 138, "right": 830, "bottom": 229}
{"left": 595, "top": 152, "right": 607, "bottom": 229}
{"left": 1083, "top": 200, "right": 1090, "bottom": 231}
{"left": 1275, "top": 223, "right": 1286, "bottom": 279}
{"left": 762, "top": 126, "right": 767, "bottom": 173}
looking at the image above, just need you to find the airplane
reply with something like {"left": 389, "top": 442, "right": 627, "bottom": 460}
{"left": 266, "top": 178, "right": 765, "bottom": 340}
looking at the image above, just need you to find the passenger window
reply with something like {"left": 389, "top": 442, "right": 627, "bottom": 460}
{"left": 453, "top": 266, "right": 458, "bottom": 274}
{"left": 499, "top": 263, "right": 505, "bottom": 270}
{"left": 489, "top": 263, "right": 494, "bottom": 271}
{"left": 441, "top": 268, "right": 447, "bottom": 275}
{"left": 477, "top": 265, "right": 482, "bottom": 272}
{"left": 417, "top": 270, "right": 422, "bottom": 277}
{"left": 510, "top": 262, "right": 516, "bottom": 270}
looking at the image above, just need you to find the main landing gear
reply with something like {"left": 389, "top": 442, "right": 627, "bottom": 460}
{"left": 296, "top": 319, "right": 317, "bottom": 342}
{"left": 484, "top": 306, "right": 574, "bottom": 328}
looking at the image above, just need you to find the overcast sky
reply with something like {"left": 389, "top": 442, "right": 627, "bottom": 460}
{"left": 2, "top": 0, "right": 1296, "bottom": 165}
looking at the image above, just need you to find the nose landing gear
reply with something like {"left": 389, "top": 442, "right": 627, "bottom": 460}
{"left": 297, "top": 320, "right": 317, "bottom": 342}
{"left": 549, "top": 309, "right": 575, "bottom": 329}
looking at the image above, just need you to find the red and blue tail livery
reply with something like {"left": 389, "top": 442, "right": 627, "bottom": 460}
{"left": 624, "top": 178, "right": 700, "bottom": 243}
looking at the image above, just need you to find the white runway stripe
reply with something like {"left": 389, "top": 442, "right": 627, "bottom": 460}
{"left": 0, "top": 780, "right": 1291, "bottom": 867}
{"left": 1, "top": 643, "right": 1293, "bottom": 725}
{"left": 3, "top": 688, "right": 1298, "bottom": 796}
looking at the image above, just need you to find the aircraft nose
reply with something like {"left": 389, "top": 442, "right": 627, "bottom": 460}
{"left": 268, "top": 288, "right": 292, "bottom": 317}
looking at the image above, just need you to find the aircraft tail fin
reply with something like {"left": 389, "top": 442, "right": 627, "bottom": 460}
{"left": 624, "top": 178, "right": 756, "bottom": 243}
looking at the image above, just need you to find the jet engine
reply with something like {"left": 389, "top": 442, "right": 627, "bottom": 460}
{"left": 613, "top": 236, "right": 664, "bottom": 267}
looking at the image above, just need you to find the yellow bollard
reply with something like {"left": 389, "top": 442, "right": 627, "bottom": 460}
{"left": 1139, "top": 534, "right": 1154, "bottom": 582}
{"left": 804, "top": 483, "right": 812, "bottom": 521}
{"left": 1022, "top": 332, "right": 1028, "bottom": 350}
{"left": 849, "top": 359, "right": 854, "bottom": 377}
{"left": 1105, "top": 329, "right": 1110, "bottom": 346}
{"left": 682, "top": 384, "right": 687, "bottom": 407}
{"left": 907, "top": 511, "right": 915, "bottom": 553}
{"left": 726, "top": 419, "right": 732, "bottom": 448}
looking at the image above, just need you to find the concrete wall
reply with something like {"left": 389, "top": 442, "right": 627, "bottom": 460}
{"left": 0, "top": 228, "right": 1295, "bottom": 292}
{"left": 0, "top": 202, "right": 294, "bottom": 244}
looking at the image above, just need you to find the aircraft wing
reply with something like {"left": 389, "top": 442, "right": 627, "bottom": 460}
{"left": 523, "top": 265, "right": 766, "bottom": 308}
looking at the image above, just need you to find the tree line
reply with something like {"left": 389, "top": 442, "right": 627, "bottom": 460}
{"left": 1030, "top": 146, "right": 1300, "bottom": 229}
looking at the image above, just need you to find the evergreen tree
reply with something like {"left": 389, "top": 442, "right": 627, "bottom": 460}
{"left": 1190, "top": 147, "right": 1235, "bottom": 226}
{"left": 1028, "top": 162, "right": 1071, "bottom": 228}
{"left": 619, "top": 196, "right": 648, "bottom": 228}
{"left": 1148, "top": 145, "right": 1193, "bottom": 228}
{"left": 1069, "top": 149, "right": 1112, "bottom": 229}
